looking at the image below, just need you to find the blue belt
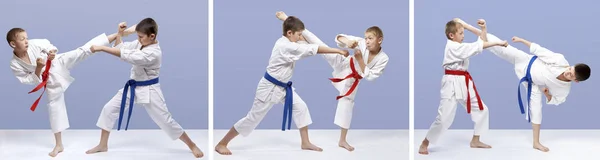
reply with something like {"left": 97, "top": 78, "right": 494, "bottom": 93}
{"left": 263, "top": 72, "right": 293, "bottom": 131}
{"left": 518, "top": 56, "right": 537, "bottom": 123}
{"left": 118, "top": 77, "right": 159, "bottom": 130}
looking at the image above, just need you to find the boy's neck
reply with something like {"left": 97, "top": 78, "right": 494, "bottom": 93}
{"left": 369, "top": 46, "right": 382, "bottom": 55}
{"left": 556, "top": 73, "right": 571, "bottom": 82}
{"left": 13, "top": 50, "right": 27, "bottom": 58}
{"left": 141, "top": 40, "right": 158, "bottom": 49}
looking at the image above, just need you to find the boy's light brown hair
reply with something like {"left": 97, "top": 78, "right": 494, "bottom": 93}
{"left": 445, "top": 20, "right": 462, "bottom": 40}
{"left": 366, "top": 26, "right": 383, "bottom": 38}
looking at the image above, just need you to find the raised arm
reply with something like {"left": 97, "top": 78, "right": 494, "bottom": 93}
{"left": 513, "top": 36, "right": 566, "bottom": 64}
{"left": 454, "top": 18, "right": 482, "bottom": 37}
{"left": 454, "top": 18, "right": 508, "bottom": 48}
{"left": 477, "top": 19, "right": 489, "bottom": 42}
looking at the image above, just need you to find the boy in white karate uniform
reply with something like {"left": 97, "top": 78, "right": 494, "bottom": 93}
{"left": 85, "top": 18, "right": 204, "bottom": 158}
{"left": 274, "top": 11, "right": 389, "bottom": 151}
{"left": 419, "top": 19, "right": 509, "bottom": 155}
{"left": 215, "top": 14, "right": 350, "bottom": 155}
{"left": 457, "top": 19, "right": 591, "bottom": 152}
{"left": 7, "top": 26, "right": 126, "bottom": 157}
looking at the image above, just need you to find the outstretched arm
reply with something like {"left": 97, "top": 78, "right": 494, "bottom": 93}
{"left": 512, "top": 36, "right": 532, "bottom": 48}
{"left": 92, "top": 46, "right": 121, "bottom": 57}
{"left": 513, "top": 36, "right": 566, "bottom": 64}
{"left": 317, "top": 46, "right": 348, "bottom": 56}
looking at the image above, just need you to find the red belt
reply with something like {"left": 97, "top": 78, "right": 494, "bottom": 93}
{"left": 330, "top": 57, "right": 363, "bottom": 100}
{"left": 28, "top": 59, "right": 51, "bottom": 112}
{"left": 445, "top": 70, "right": 483, "bottom": 114}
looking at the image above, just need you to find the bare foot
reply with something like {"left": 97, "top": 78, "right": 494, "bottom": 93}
{"left": 338, "top": 141, "right": 355, "bottom": 151}
{"left": 48, "top": 145, "right": 64, "bottom": 157}
{"left": 124, "top": 24, "right": 137, "bottom": 36}
{"left": 418, "top": 143, "right": 429, "bottom": 155}
{"left": 276, "top": 11, "right": 288, "bottom": 21}
{"left": 301, "top": 142, "right": 323, "bottom": 152}
{"left": 215, "top": 144, "right": 232, "bottom": 155}
{"left": 470, "top": 141, "right": 492, "bottom": 148}
{"left": 85, "top": 145, "right": 108, "bottom": 154}
{"left": 190, "top": 145, "right": 204, "bottom": 158}
{"left": 533, "top": 143, "right": 549, "bottom": 152}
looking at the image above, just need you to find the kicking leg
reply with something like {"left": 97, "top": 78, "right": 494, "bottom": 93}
{"left": 86, "top": 89, "right": 129, "bottom": 154}
{"left": 56, "top": 33, "right": 111, "bottom": 70}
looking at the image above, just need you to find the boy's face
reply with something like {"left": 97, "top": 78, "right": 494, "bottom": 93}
{"left": 563, "top": 66, "right": 578, "bottom": 82}
{"left": 137, "top": 31, "right": 156, "bottom": 46}
{"left": 364, "top": 32, "right": 382, "bottom": 51}
{"left": 11, "top": 31, "right": 28, "bottom": 53}
{"left": 286, "top": 30, "right": 303, "bottom": 42}
{"left": 450, "top": 26, "right": 465, "bottom": 43}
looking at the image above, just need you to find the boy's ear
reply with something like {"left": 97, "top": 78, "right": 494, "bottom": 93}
{"left": 150, "top": 34, "right": 156, "bottom": 40}
{"left": 9, "top": 41, "right": 15, "bottom": 48}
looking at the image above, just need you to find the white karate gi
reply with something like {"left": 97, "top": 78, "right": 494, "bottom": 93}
{"left": 10, "top": 33, "right": 110, "bottom": 133}
{"left": 425, "top": 38, "right": 490, "bottom": 144}
{"left": 233, "top": 36, "right": 319, "bottom": 137}
{"left": 485, "top": 33, "right": 571, "bottom": 124}
{"left": 300, "top": 29, "right": 389, "bottom": 129}
{"left": 95, "top": 40, "right": 184, "bottom": 140}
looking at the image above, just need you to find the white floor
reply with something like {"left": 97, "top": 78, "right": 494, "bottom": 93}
{"left": 414, "top": 129, "right": 600, "bottom": 160}
{"left": 213, "top": 129, "right": 407, "bottom": 160}
{"left": 0, "top": 130, "right": 208, "bottom": 160}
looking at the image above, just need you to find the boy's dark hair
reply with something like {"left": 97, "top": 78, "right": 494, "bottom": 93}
{"left": 6, "top": 28, "right": 25, "bottom": 44}
{"left": 136, "top": 18, "right": 158, "bottom": 38}
{"left": 574, "top": 63, "right": 591, "bottom": 81}
{"left": 282, "top": 16, "right": 305, "bottom": 36}
{"left": 445, "top": 20, "right": 462, "bottom": 40}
